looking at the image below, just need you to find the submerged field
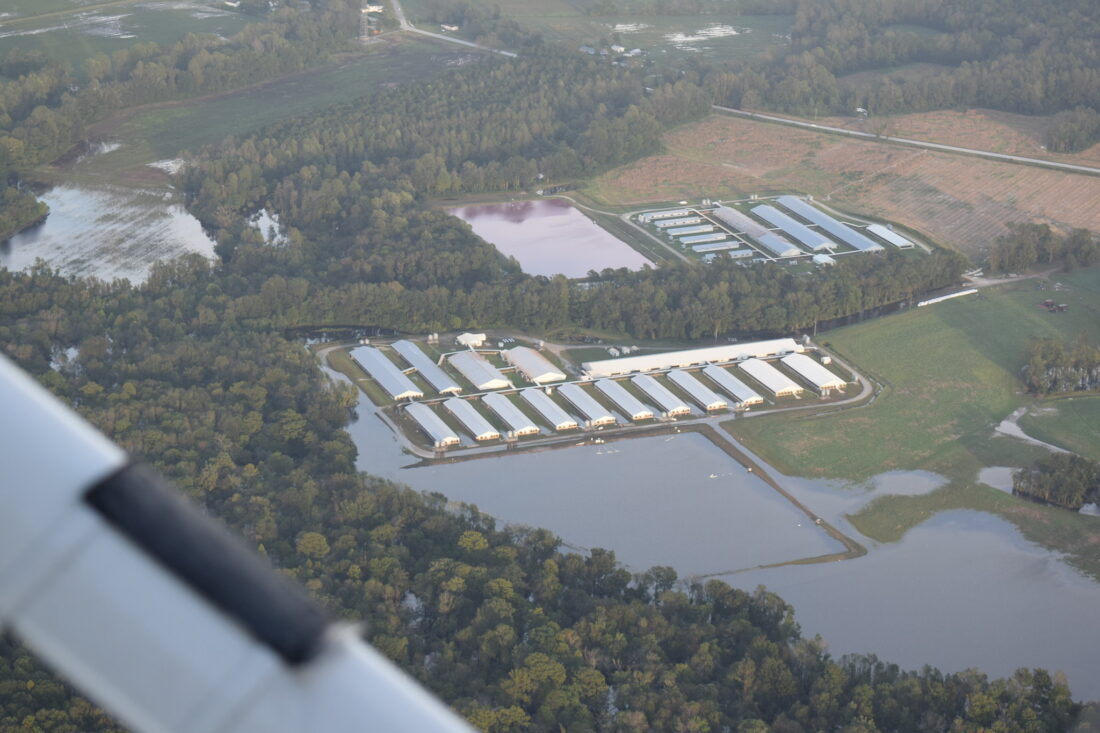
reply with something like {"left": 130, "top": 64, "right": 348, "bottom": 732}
{"left": 584, "top": 114, "right": 1100, "bottom": 255}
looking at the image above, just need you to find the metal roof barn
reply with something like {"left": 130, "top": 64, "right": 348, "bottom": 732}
{"left": 520, "top": 389, "right": 578, "bottom": 431}
{"left": 751, "top": 204, "right": 835, "bottom": 251}
{"left": 582, "top": 338, "right": 802, "bottom": 378}
{"left": 558, "top": 383, "right": 617, "bottom": 425}
{"left": 443, "top": 398, "right": 500, "bottom": 441}
{"left": 638, "top": 209, "right": 690, "bottom": 223}
{"left": 866, "top": 223, "right": 915, "bottom": 249}
{"left": 681, "top": 233, "right": 729, "bottom": 246}
{"left": 667, "top": 370, "right": 727, "bottom": 411}
{"left": 481, "top": 392, "right": 540, "bottom": 437}
{"left": 776, "top": 196, "right": 884, "bottom": 252}
{"left": 503, "top": 346, "right": 566, "bottom": 384}
{"left": 737, "top": 358, "right": 803, "bottom": 397}
{"left": 391, "top": 340, "right": 462, "bottom": 395}
{"left": 667, "top": 224, "right": 715, "bottom": 237}
{"left": 448, "top": 351, "right": 511, "bottom": 391}
{"left": 781, "top": 353, "right": 848, "bottom": 393}
{"left": 701, "top": 366, "right": 763, "bottom": 406}
{"left": 711, "top": 205, "right": 802, "bottom": 258}
{"left": 594, "top": 379, "right": 654, "bottom": 421}
{"left": 813, "top": 254, "right": 836, "bottom": 265}
{"left": 405, "top": 403, "right": 459, "bottom": 448}
{"left": 654, "top": 216, "right": 703, "bottom": 228}
{"left": 350, "top": 347, "right": 424, "bottom": 401}
{"left": 631, "top": 374, "right": 691, "bottom": 416}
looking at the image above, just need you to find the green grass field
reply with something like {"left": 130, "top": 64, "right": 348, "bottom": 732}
{"left": 1017, "top": 397, "right": 1100, "bottom": 461}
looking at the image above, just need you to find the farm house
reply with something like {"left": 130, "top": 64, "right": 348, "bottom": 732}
{"left": 350, "top": 346, "right": 423, "bottom": 401}
{"left": 737, "top": 358, "right": 803, "bottom": 398}
{"left": 594, "top": 379, "right": 654, "bottom": 421}
{"left": 391, "top": 340, "right": 462, "bottom": 395}
{"left": 405, "top": 403, "right": 459, "bottom": 448}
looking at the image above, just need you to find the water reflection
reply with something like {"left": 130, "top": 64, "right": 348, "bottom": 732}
{"left": 449, "top": 199, "right": 653, "bottom": 278}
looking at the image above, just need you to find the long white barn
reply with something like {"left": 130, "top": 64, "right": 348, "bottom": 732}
{"left": 503, "top": 346, "right": 566, "bottom": 384}
{"left": 702, "top": 366, "right": 763, "bottom": 407}
{"left": 595, "top": 379, "right": 654, "bottom": 421}
{"left": 350, "top": 347, "right": 423, "bottom": 401}
{"left": 711, "top": 205, "right": 802, "bottom": 258}
{"left": 738, "top": 358, "right": 803, "bottom": 397}
{"left": 752, "top": 204, "right": 835, "bottom": 251}
{"left": 391, "top": 340, "right": 462, "bottom": 395}
{"left": 582, "top": 338, "right": 802, "bottom": 378}
{"left": 405, "top": 403, "right": 459, "bottom": 448}
{"left": 866, "top": 223, "right": 915, "bottom": 249}
{"left": 776, "top": 196, "right": 884, "bottom": 253}
{"left": 558, "top": 383, "right": 616, "bottom": 426}
{"left": 448, "top": 350, "right": 511, "bottom": 391}
{"left": 443, "top": 398, "right": 500, "bottom": 441}
{"left": 667, "top": 370, "right": 727, "bottom": 411}
{"left": 780, "top": 353, "right": 847, "bottom": 394}
{"left": 631, "top": 374, "right": 691, "bottom": 416}
{"left": 481, "top": 392, "right": 540, "bottom": 437}
{"left": 520, "top": 389, "right": 579, "bottom": 431}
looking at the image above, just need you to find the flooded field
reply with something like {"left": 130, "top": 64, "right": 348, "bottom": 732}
{"left": 0, "top": 183, "right": 215, "bottom": 283}
{"left": 448, "top": 199, "right": 652, "bottom": 277}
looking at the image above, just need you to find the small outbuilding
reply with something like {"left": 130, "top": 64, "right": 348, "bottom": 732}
{"left": 456, "top": 332, "right": 487, "bottom": 348}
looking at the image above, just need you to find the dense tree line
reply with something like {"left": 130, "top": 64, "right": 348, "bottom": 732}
{"left": 1023, "top": 337, "right": 1100, "bottom": 396}
{"left": 987, "top": 223, "right": 1100, "bottom": 274}
{"left": 0, "top": 262, "right": 1082, "bottom": 732}
{"left": 1014, "top": 453, "right": 1100, "bottom": 511}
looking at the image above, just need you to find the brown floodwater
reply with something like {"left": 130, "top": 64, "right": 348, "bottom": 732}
{"left": 448, "top": 199, "right": 652, "bottom": 277}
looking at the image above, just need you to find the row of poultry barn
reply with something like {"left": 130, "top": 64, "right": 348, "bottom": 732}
{"left": 638, "top": 197, "right": 916, "bottom": 261}
{"left": 360, "top": 338, "right": 850, "bottom": 449}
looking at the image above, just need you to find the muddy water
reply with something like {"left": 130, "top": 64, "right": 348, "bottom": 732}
{"left": 448, "top": 199, "right": 652, "bottom": 278}
{"left": 0, "top": 184, "right": 215, "bottom": 283}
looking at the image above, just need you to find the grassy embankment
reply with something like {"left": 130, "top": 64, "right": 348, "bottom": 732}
{"left": 724, "top": 267, "right": 1100, "bottom": 576}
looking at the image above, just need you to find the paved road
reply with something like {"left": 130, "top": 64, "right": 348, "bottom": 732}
{"left": 388, "top": 0, "right": 517, "bottom": 57}
{"left": 712, "top": 105, "right": 1100, "bottom": 178}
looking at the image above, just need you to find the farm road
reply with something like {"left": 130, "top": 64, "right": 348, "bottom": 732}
{"left": 388, "top": 0, "right": 517, "bottom": 57}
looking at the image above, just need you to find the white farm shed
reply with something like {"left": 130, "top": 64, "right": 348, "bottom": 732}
{"left": 558, "top": 383, "right": 616, "bottom": 426}
{"left": 391, "top": 340, "right": 462, "bottom": 395}
{"left": 667, "top": 370, "right": 727, "bottom": 411}
{"left": 638, "top": 209, "right": 690, "bottom": 223}
{"left": 866, "top": 223, "right": 915, "bottom": 249}
{"left": 752, "top": 204, "right": 835, "bottom": 251}
{"left": 520, "top": 389, "right": 578, "bottom": 431}
{"left": 654, "top": 216, "right": 703, "bottom": 228}
{"left": 350, "top": 347, "right": 423, "bottom": 401}
{"left": 667, "top": 224, "right": 715, "bottom": 237}
{"left": 631, "top": 374, "right": 691, "bottom": 417}
{"left": 780, "top": 353, "right": 847, "bottom": 394}
{"left": 443, "top": 398, "right": 500, "bottom": 441}
{"left": 701, "top": 366, "right": 763, "bottom": 407}
{"left": 711, "top": 205, "right": 802, "bottom": 258}
{"left": 737, "top": 358, "right": 803, "bottom": 398}
{"left": 595, "top": 379, "right": 654, "bottom": 421}
{"left": 776, "top": 196, "right": 884, "bottom": 253}
{"left": 456, "top": 332, "right": 487, "bottom": 348}
{"left": 448, "top": 351, "right": 511, "bottom": 391}
{"left": 503, "top": 346, "right": 566, "bottom": 384}
{"left": 582, "top": 338, "right": 802, "bottom": 378}
{"left": 481, "top": 392, "right": 540, "bottom": 437}
{"left": 405, "top": 403, "right": 459, "bottom": 448}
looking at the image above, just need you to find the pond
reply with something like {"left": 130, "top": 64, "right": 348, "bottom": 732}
{"left": 0, "top": 183, "right": 215, "bottom": 283}
{"left": 448, "top": 199, "right": 652, "bottom": 278}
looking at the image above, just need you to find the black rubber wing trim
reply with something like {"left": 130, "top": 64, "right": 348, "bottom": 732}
{"left": 85, "top": 463, "right": 329, "bottom": 666}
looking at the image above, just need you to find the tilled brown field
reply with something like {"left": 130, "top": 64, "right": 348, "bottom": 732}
{"left": 585, "top": 115, "right": 1100, "bottom": 255}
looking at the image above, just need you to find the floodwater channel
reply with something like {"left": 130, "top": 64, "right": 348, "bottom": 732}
{"left": 338, "top": 378, "right": 1100, "bottom": 700}
{"left": 448, "top": 199, "right": 652, "bottom": 278}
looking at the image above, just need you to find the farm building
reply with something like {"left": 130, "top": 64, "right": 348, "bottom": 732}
{"left": 443, "top": 398, "right": 500, "bottom": 441}
{"left": 711, "top": 205, "right": 802, "bottom": 258}
{"left": 391, "top": 340, "right": 462, "bottom": 395}
{"left": 776, "top": 197, "right": 884, "bottom": 253}
{"left": 751, "top": 204, "right": 835, "bottom": 251}
{"left": 813, "top": 254, "right": 836, "bottom": 265}
{"left": 595, "top": 379, "right": 654, "bottom": 421}
{"left": 350, "top": 347, "right": 423, "bottom": 401}
{"left": 701, "top": 366, "right": 763, "bottom": 407}
{"left": 638, "top": 209, "right": 690, "bottom": 223}
{"left": 691, "top": 241, "right": 736, "bottom": 253}
{"left": 582, "top": 338, "right": 802, "bottom": 378}
{"left": 682, "top": 233, "right": 729, "bottom": 247}
{"left": 667, "top": 370, "right": 727, "bottom": 411}
{"left": 737, "top": 358, "right": 803, "bottom": 398}
{"left": 558, "top": 383, "right": 617, "bottom": 426}
{"left": 520, "top": 389, "right": 579, "bottom": 431}
{"left": 405, "top": 403, "right": 460, "bottom": 448}
{"left": 866, "top": 223, "right": 915, "bottom": 249}
{"left": 456, "top": 332, "right": 486, "bottom": 348}
{"left": 654, "top": 216, "right": 703, "bottom": 228}
{"left": 667, "top": 224, "right": 715, "bottom": 237}
{"left": 631, "top": 374, "right": 691, "bottom": 417}
{"left": 503, "top": 346, "right": 566, "bottom": 384}
{"left": 780, "top": 353, "right": 848, "bottom": 394}
{"left": 481, "top": 392, "right": 540, "bottom": 437}
{"left": 448, "top": 351, "right": 511, "bottom": 391}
